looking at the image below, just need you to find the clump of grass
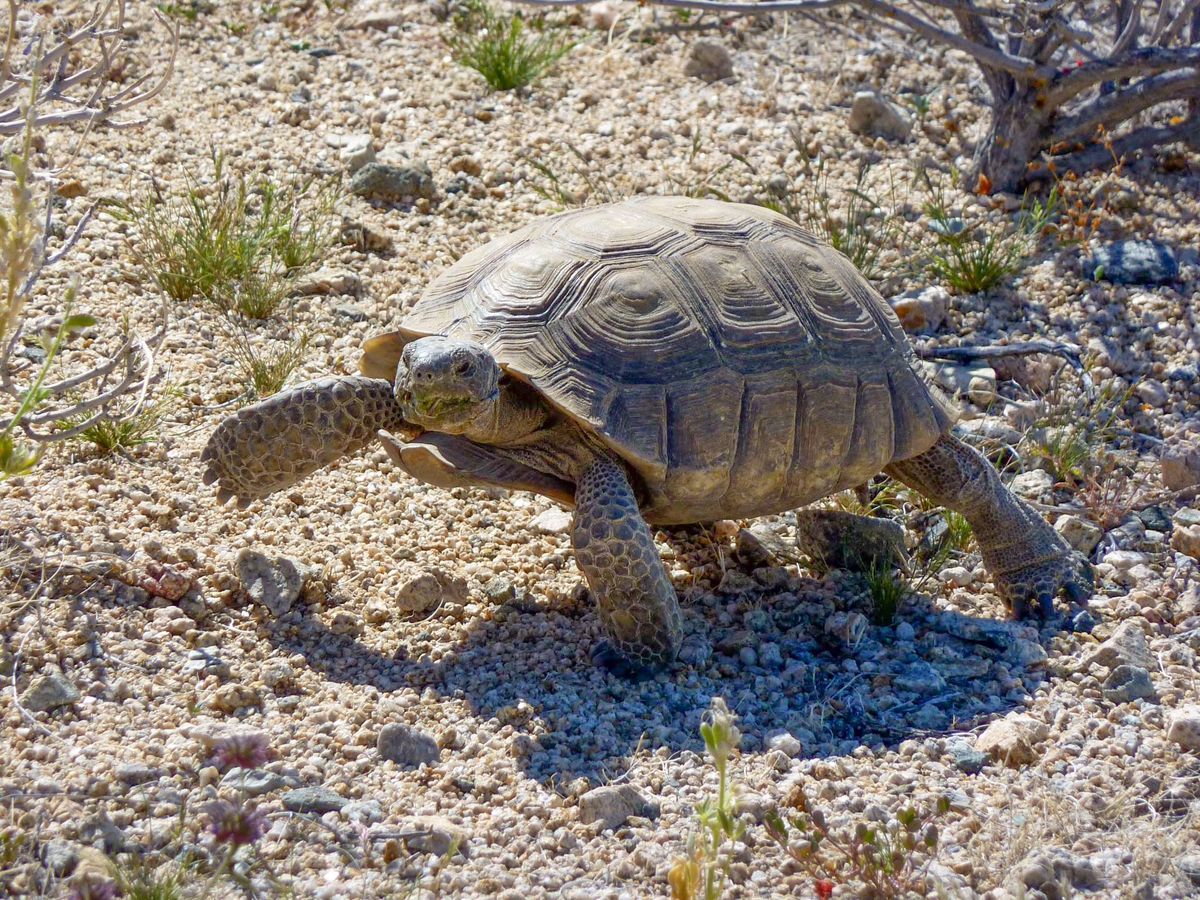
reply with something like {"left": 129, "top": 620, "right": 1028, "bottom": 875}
{"left": 669, "top": 698, "right": 744, "bottom": 900}
{"left": 765, "top": 787, "right": 949, "bottom": 898}
{"left": 228, "top": 330, "right": 310, "bottom": 398}
{"left": 122, "top": 154, "right": 337, "bottom": 319}
{"left": 1025, "top": 371, "right": 1134, "bottom": 485}
{"left": 68, "top": 388, "right": 180, "bottom": 455}
{"left": 919, "top": 172, "right": 1056, "bottom": 295}
{"left": 527, "top": 142, "right": 620, "bottom": 208}
{"left": 110, "top": 855, "right": 190, "bottom": 900}
{"left": 864, "top": 563, "right": 908, "bottom": 626}
{"left": 448, "top": 0, "right": 573, "bottom": 92}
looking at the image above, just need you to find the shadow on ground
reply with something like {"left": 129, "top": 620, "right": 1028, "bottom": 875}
{"left": 264, "top": 531, "right": 1063, "bottom": 784}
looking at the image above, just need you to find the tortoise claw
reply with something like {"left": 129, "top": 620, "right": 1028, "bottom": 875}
{"left": 216, "top": 488, "right": 234, "bottom": 506}
{"left": 998, "top": 551, "right": 1094, "bottom": 621}
{"left": 1063, "top": 579, "right": 1090, "bottom": 606}
{"left": 1037, "top": 592, "right": 1055, "bottom": 620}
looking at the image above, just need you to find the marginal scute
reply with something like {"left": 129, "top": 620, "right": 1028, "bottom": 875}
{"left": 375, "top": 196, "right": 955, "bottom": 522}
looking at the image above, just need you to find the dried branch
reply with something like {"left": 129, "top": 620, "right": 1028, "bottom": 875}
{"left": 1050, "top": 68, "right": 1200, "bottom": 144}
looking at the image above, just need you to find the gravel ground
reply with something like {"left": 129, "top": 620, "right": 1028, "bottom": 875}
{"left": 3, "top": 1, "right": 1200, "bottom": 897}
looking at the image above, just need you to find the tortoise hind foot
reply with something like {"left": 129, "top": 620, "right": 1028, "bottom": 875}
{"left": 201, "top": 376, "right": 403, "bottom": 506}
{"left": 571, "top": 456, "right": 682, "bottom": 676}
{"left": 996, "top": 551, "right": 1093, "bottom": 620}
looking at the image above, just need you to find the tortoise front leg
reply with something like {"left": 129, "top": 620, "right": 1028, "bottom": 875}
{"left": 571, "top": 456, "right": 682, "bottom": 674}
{"left": 886, "top": 434, "right": 1093, "bottom": 618}
{"left": 201, "top": 376, "right": 415, "bottom": 507}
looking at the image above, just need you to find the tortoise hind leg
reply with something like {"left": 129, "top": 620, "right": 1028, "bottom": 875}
{"left": 886, "top": 434, "right": 1093, "bottom": 618}
{"left": 571, "top": 456, "right": 682, "bottom": 674}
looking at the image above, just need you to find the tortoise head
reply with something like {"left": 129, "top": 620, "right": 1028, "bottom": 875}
{"left": 395, "top": 336, "right": 501, "bottom": 434}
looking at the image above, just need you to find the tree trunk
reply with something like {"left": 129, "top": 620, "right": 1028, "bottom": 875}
{"left": 968, "top": 89, "right": 1053, "bottom": 193}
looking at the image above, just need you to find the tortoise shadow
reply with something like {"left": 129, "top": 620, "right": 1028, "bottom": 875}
{"left": 264, "top": 550, "right": 1059, "bottom": 785}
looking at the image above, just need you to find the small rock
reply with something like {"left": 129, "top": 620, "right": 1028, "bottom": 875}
{"left": 340, "top": 218, "right": 394, "bottom": 253}
{"left": 211, "top": 683, "right": 261, "bottom": 714}
{"left": 1162, "top": 439, "right": 1200, "bottom": 490}
{"left": 1085, "top": 239, "right": 1178, "bottom": 285}
{"left": 41, "top": 839, "right": 81, "bottom": 877}
{"left": 1010, "top": 469, "right": 1055, "bottom": 500}
{"left": 848, "top": 91, "right": 913, "bottom": 141}
{"left": 350, "top": 10, "right": 406, "bottom": 29}
{"left": 941, "top": 565, "right": 974, "bottom": 587}
{"left": 1172, "top": 514, "right": 1200, "bottom": 559}
{"left": 929, "top": 362, "right": 996, "bottom": 406}
{"left": 448, "top": 155, "right": 482, "bottom": 177}
{"left": 282, "top": 787, "right": 347, "bottom": 814}
{"left": 1070, "top": 609, "right": 1097, "bottom": 633}
{"left": 396, "top": 568, "right": 469, "bottom": 614}
{"left": 677, "top": 633, "right": 713, "bottom": 668}
{"left": 115, "top": 764, "right": 161, "bottom": 786}
{"left": 1013, "top": 848, "right": 1105, "bottom": 896}
{"left": 1054, "top": 515, "right": 1103, "bottom": 555}
{"left": 56, "top": 179, "right": 87, "bottom": 199}
{"left": 291, "top": 267, "right": 361, "bottom": 297}
{"left": 823, "top": 610, "right": 867, "bottom": 648}
{"left": 236, "top": 550, "right": 305, "bottom": 616}
{"left": 759, "top": 642, "right": 783, "bottom": 670}
{"left": 337, "top": 135, "right": 375, "bottom": 174}
{"left": 530, "top": 507, "right": 572, "bottom": 534}
{"left": 1135, "top": 379, "right": 1169, "bottom": 408}
{"left": 894, "top": 621, "right": 916, "bottom": 641}
{"left": 794, "top": 509, "right": 906, "bottom": 572}
{"left": 766, "top": 732, "right": 803, "bottom": 757}
{"left": 21, "top": 673, "right": 80, "bottom": 712}
{"left": 137, "top": 562, "right": 192, "bottom": 600}
{"left": 578, "top": 784, "right": 659, "bottom": 830}
{"left": 401, "top": 815, "right": 469, "bottom": 857}
{"left": 945, "top": 739, "right": 987, "bottom": 774}
{"left": 1102, "top": 664, "right": 1157, "bottom": 703}
{"left": 683, "top": 40, "right": 733, "bottom": 82}
{"left": 349, "top": 161, "right": 436, "bottom": 202}
{"left": 184, "top": 648, "right": 231, "bottom": 679}
{"left": 975, "top": 715, "right": 1049, "bottom": 767}
{"left": 1178, "top": 854, "right": 1200, "bottom": 887}
{"left": 262, "top": 659, "right": 296, "bottom": 689}
{"left": 736, "top": 525, "right": 800, "bottom": 567}
{"left": 1167, "top": 708, "right": 1200, "bottom": 752}
{"left": 889, "top": 285, "right": 949, "bottom": 332}
{"left": 483, "top": 577, "right": 516, "bottom": 602}
{"left": 955, "top": 416, "right": 1022, "bottom": 446}
{"left": 377, "top": 722, "right": 440, "bottom": 767}
{"left": 1081, "top": 620, "right": 1153, "bottom": 672}
{"left": 221, "top": 768, "right": 287, "bottom": 796}
{"left": 586, "top": 0, "right": 623, "bottom": 30}
{"left": 894, "top": 661, "right": 946, "bottom": 695}
{"left": 343, "top": 800, "right": 384, "bottom": 824}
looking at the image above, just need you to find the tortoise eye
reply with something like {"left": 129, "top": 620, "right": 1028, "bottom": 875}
{"left": 453, "top": 360, "right": 473, "bottom": 377}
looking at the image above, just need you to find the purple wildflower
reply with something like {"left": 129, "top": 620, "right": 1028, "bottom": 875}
{"left": 208, "top": 732, "right": 274, "bottom": 771}
{"left": 204, "top": 800, "right": 270, "bottom": 846}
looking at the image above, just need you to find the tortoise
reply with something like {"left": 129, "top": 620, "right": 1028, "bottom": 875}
{"left": 201, "top": 196, "right": 1092, "bottom": 673}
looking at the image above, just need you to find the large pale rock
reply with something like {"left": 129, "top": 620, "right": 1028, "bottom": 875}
{"left": 1167, "top": 708, "right": 1200, "bottom": 752}
{"left": 21, "top": 673, "right": 80, "bottom": 712}
{"left": 794, "top": 509, "right": 906, "bottom": 572}
{"left": 975, "top": 715, "right": 1049, "bottom": 767}
{"left": 1054, "top": 515, "right": 1103, "bottom": 555}
{"left": 683, "top": 41, "right": 734, "bottom": 83}
{"left": 578, "top": 784, "right": 659, "bottom": 830}
{"left": 237, "top": 550, "right": 305, "bottom": 616}
{"left": 1080, "top": 620, "right": 1153, "bottom": 672}
{"left": 396, "top": 569, "right": 469, "bottom": 613}
{"left": 890, "top": 286, "right": 949, "bottom": 332}
{"left": 400, "top": 815, "right": 470, "bottom": 856}
{"left": 1162, "top": 439, "right": 1200, "bottom": 490}
{"left": 377, "top": 722, "right": 440, "bottom": 767}
{"left": 848, "top": 91, "right": 912, "bottom": 141}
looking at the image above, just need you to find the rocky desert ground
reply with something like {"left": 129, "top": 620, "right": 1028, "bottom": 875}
{"left": 2, "top": 0, "right": 1200, "bottom": 897}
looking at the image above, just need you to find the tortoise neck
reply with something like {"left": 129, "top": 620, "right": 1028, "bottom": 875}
{"left": 460, "top": 378, "right": 551, "bottom": 445}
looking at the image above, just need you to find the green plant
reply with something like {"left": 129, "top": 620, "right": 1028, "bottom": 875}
{"left": 448, "top": 0, "right": 573, "bottom": 92}
{"left": 920, "top": 175, "right": 1031, "bottom": 295}
{"left": 864, "top": 562, "right": 908, "bottom": 626}
{"left": 669, "top": 698, "right": 744, "bottom": 900}
{"left": 1025, "top": 372, "right": 1133, "bottom": 485}
{"left": 742, "top": 145, "right": 902, "bottom": 281}
{"left": 765, "top": 787, "right": 949, "bottom": 899}
{"left": 68, "top": 387, "right": 179, "bottom": 455}
{"left": 526, "top": 142, "right": 620, "bottom": 208}
{"left": 228, "top": 329, "right": 310, "bottom": 398}
{"left": 111, "top": 855, "right": 190, "bottom": 900}
{"left": 121, "top": 155, "right": 337, "bottom": 317}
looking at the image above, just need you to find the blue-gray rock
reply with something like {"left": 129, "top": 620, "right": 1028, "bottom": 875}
{"left": 1103, "top": 665, "right": 1157, "bottom": 703}
{"left": 1085, "top": 240, "right": 1178, "bottom": 285}
{"left": 945, "top": 739, "right": 988, "bottom": 774}
{"left": 1070, "top": 610, "right": 1097, "bottom": 634}
{"left": 21, "top": 673, "right": 80, "bottom": 712}
{"left": 115, "top": 764, "right": 161, "bottom": 785}
{"left": 40, "top": 839, "right": 81, "bottom": 876}
{"left": 349, "top": 161, "right": 436, "bottom": 202}
{"left": 222, "top": 767, "right": 288, "bottom": 796}
{"left": 377, "top": 722, "right": 440, "bottom": 767}
{"left": 894, "top": 660, "right": 947, "bottom": 695}
{"left": 282, "top": 787, "right": 347, "bottom": 814}
{"left": 343, "top": 800, "right": 384, "bottom": 824}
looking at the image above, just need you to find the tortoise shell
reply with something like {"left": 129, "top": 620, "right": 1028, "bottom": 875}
{"left": 362, "top": 196, "right": 955, "bottom": 524}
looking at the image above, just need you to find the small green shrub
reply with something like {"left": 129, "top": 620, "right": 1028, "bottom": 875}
{"left": 68, "top": 389, "right": 179, "bottom": 455}
{"left": 229, "top": 330, "right": 310, "bottom": 398}
{"left": 449, "top": 0, "right": 574, "bottom": 92}
{"left": 864, "top": 563, "right": 908, "bottom": 626}
{"left": 122, "top": 155, "right": 337, "bottom": 318}
{"left": 669, "top": 698, "right": 744, "bottom": 900}
{"left": 765, "top": 788, "right": 949, "bottom": 898}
